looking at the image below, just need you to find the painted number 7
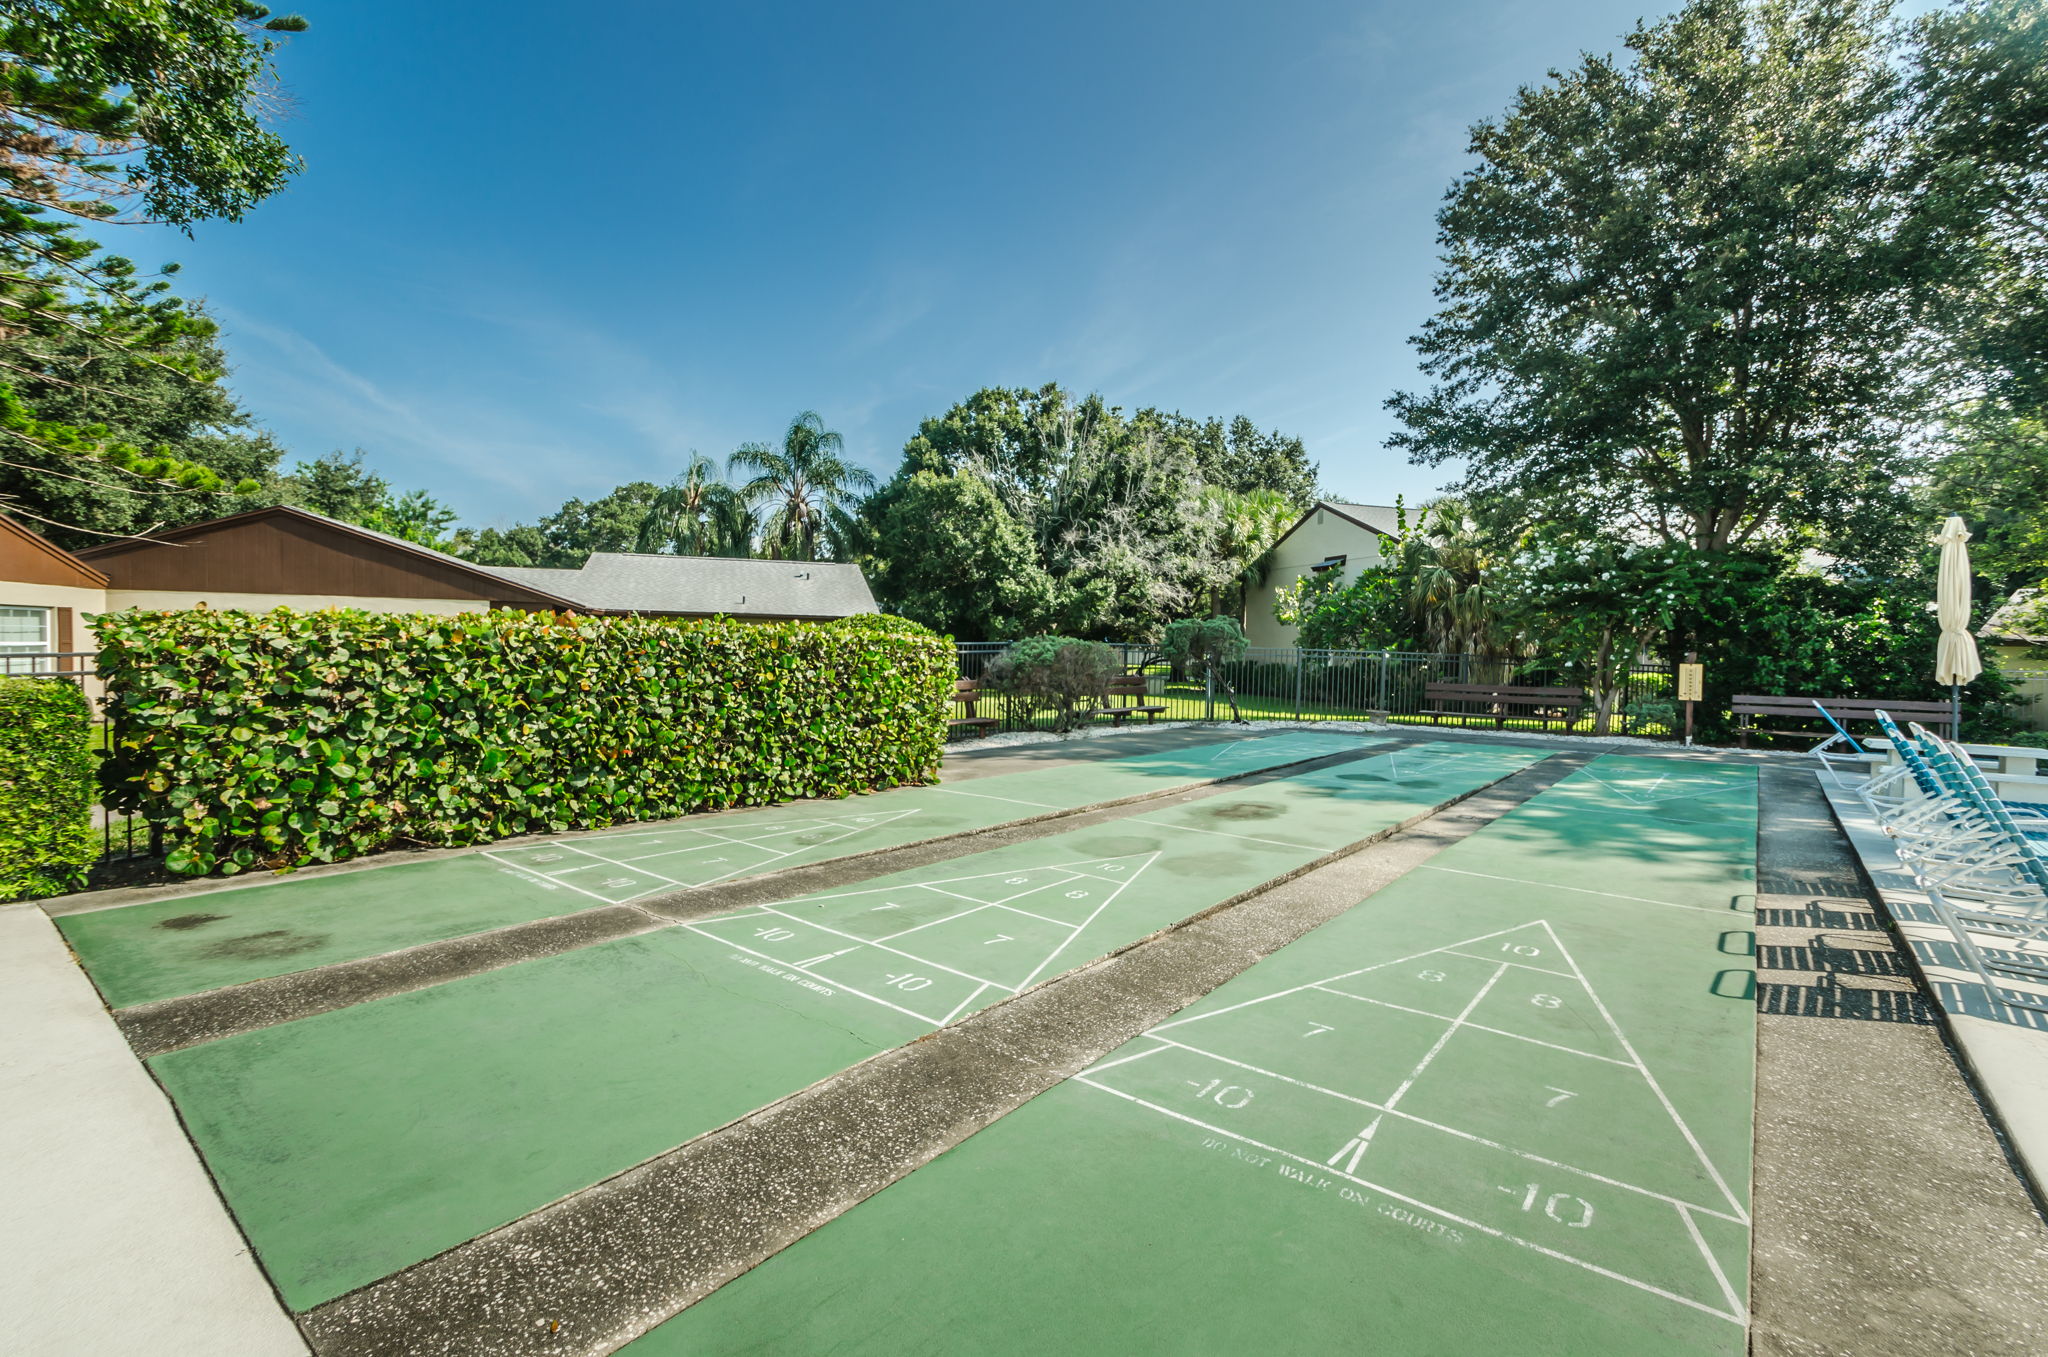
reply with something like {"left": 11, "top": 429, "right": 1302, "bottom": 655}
{"left": 1543, "top": 1086, "right": 1576, "bottom": 1108}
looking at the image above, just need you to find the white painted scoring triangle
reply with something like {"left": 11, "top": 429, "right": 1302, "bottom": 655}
{"left": 685, "top": 850, "right": 1163, "bottom": 1025}
{"left": 1094, "top": 916, "right": 1751, "bottom": 1322}
{"left": 484, "top": 807, "right": 926, "bottom": 902}
{"left": 1570, "top": 764, "right": 1754, "bottom": 810}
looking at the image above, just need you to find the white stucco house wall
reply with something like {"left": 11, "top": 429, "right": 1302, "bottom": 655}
{"left": 1244, "top": 501, "right": 1402, "bottom": 649}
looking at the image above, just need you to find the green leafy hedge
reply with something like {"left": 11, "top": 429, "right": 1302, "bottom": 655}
{"left": 96, "top": 607, "right": 954, "bottom": 877}
{"left": 0, "top": 677, "right": 97, "bottom": 901}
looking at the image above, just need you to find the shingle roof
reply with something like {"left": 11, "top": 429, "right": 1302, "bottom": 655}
{"left": 478, "top": 553, "right": 878, "bottom": 618}
{"left": 1324, "top": 502, "right": 1403, "bottom": 536}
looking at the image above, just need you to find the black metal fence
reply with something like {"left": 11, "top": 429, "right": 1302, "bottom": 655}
{"left": 956, "top": 642, "right": 1677, "bottom": 738}
{"left": 2, "top": 651, "right": 155, "bottom": 864}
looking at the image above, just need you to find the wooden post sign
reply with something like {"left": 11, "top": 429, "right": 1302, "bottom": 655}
{"left": 1677, "top": 658, "right": 1703, "bottom": 744}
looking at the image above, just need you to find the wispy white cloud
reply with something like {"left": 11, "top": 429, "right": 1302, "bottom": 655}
{"left": 214, "top": 306, "right": 611, "bottom": 521}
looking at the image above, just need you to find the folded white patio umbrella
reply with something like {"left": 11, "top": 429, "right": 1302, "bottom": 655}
{"left": 1935, "top": 515, "right": 1982, "bottom": 736}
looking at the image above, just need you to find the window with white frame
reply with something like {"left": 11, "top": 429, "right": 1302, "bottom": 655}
{"left": 0, "top": 605, "right": 53, "bottom": 674}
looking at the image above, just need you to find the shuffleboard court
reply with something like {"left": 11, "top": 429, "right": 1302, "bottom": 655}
{"left": 59, "top": 731, "right": 1377, "bottom": 1010}
{"left": 144, "top": 742, "right": 1542, "bottom": 1312}
{"left": 630, "top": 755, "right": 1757, "bottom": 1356}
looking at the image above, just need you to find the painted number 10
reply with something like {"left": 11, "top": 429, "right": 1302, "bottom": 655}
{"left": 1501, "top": 1183, "right": 1594, "bottom": 1228}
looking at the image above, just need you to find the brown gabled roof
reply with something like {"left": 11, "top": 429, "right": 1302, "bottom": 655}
{"left": 0, "top": 512, "right": 109, "bottom": 588}
{"left": 76, "top": 505, "right": 583, "bottom": 610}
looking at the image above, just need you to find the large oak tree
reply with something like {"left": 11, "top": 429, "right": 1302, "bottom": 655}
{"left": 1388, "top": 0, "right": 1943, "bottom": 558}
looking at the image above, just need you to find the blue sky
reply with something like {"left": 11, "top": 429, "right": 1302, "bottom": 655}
{"left": 122, "top": 0, "right": 1673, "bottom": 526}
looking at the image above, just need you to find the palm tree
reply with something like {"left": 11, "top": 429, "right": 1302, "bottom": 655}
{"left": 730, "top": 411, "right": 876, "bottom": 561}
{"left": 637, "top": 452, "right": 754, "bottom": 556}
{"left": 1198, "top": 485, "right": 1298, "bottom": 621}
{"left": 1400, "top": 497, "right": 1513, "bottom": 659}
{"left": 1224, "top": 487, "right": 1298, "bottom": 622}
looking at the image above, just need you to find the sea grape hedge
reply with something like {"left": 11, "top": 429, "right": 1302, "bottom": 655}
{"left": 0, "top": 676, "right": 97, "bottom": 901}
{"left": 96, "top": 607, "right": 955, "bottom": 877}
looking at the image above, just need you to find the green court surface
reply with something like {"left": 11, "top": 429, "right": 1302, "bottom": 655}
{"left": 630, "top": 755, "right": 1757, "bottom": 1356}
{"left": 147, "top": 741, "right": 1541, "bottom": 1312}
{"left": 59, "top": 731, "right": 1377, "bottom": 1010}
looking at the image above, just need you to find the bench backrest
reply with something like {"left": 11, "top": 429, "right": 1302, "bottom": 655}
{"left": 953, "top": 678, "right": 988, "bottom": 716}
{"left": 1424, "top": 682, "right": 1585, "bottom": 705}
{"left": 1105, "top": 674, "right": 1155, "bottom": 705}
{"left": 1733, "top": 695, "right": 1954, "bottom": 729}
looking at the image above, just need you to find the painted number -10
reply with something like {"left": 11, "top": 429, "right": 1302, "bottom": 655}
{"left": 1188, "top": 1078, "right": 1255, "bottom": 1109}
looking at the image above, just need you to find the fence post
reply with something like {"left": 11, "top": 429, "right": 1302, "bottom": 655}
{"left": 1294, "top": 649, "right": 1303, "bottom": 723}
{"left": 1378, "top": 651, "right": 1391, "bottom": 715}
{"left": 1205, "top": 667, "right": 1215, "bottom": 721}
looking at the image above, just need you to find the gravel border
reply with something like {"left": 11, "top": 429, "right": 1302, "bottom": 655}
{"left": 952, "top": 717, "right": 1805, "bottom": 756}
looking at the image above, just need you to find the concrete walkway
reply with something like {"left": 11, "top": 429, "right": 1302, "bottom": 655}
{"left": 1821, "top": 779, "right": 2048, "bottom": 1190}
{"left": 1750, "top": 768, "right": 2048, "bottom": 1356}
{"left": 0, "top": 905, "right": 307, "bottom": 1357}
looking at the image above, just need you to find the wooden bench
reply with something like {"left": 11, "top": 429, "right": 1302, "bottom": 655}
{"left": 1422, "top": 682, "right": 1586, "bottom": 731}
{"left": 949, "top": 678, "right": 1000, "bottom": 739}
{"left": 1097, "top": 674, "right": 1170, "bottom": 726}
{"left": 1731, "top": 695, "right": 1955, "bottom": 748}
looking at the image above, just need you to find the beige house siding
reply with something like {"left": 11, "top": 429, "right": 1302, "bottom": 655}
{"left": 0, "top": 580, "right": 108, "bottom": 681}
{"left": 1246, "top": 507, "right": 1388, "bottom": 649}
{"left": 1988, "top": 641, "right": 2048, "bottom": 732}
{"left": 1, "top": 579, "right": 108, "bottom": 619}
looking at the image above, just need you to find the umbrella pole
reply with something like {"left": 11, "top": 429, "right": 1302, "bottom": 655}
{"left": 1952, "top": 683, "right": 1961, "bottom": 740}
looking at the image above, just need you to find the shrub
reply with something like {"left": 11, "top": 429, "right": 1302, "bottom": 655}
{"left": 0, "top": 677, "right": 97, "bottom": 901}
{"left": 1219, "top": 658, "right": 1294, "bottom": 702}
{"left": 984, "top": 635, "right": 1119, "bottom": 733}
{"left": 834, "top": 612, "right": 940, "bottom": 639}
{"left": 1681, "top": 558, "right": 2025, "bottom": 740}
{"left": 95, "top": 607, "right": 954, "bottom": 877}
{"left": 1621, "top": 697, "right": 1678, "bottom": 733}
{"left": 1163, "top": 618, "right": 1251, "bottom": 721}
